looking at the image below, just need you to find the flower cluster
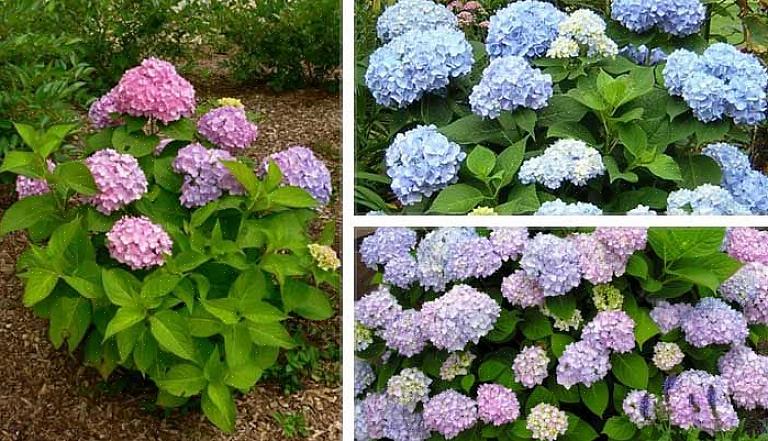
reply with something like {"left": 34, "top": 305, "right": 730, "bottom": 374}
{"left": 526, "top": 403, "right": 568, "bottom": 441}
{"left": 501, "top": 270, "right": 545, "bottom": 308}
{"left": 308, "top": 244, "right": 341, "bottom": 271}
{"left": 106, "top": 215, "right": 173, "bottom": 270}
{"left": 386, "top": 368, "right": 432, "bottom": 410}
{"left": 15, "top": 160, "right": 54, "bottom": 199}
{"left": 680, "top": 297, "right": 748, "bottom": 347}
{"left": 359, "top": 392, "right": 430, "bottom": 441}
{"left": 485, "top": 0, "right": 565, "bottom": 58}
{"left": 359, "top": 227, "right": 417, "bottom": 268}
{"left": 519, "top": 233, "right": 582, "bottom": 296}
{"left": 385, "top": 125, "right": 466, "bottom": 206}
{"left": 519, "top": 139, "right": 605, "bottom": 189}
{"left": 197, "top": 106, "right": 258, "bottom": 153}
{"left": 665, "top": 370, "right": 739, "bottom": 433}
{"left": 581, "top": 310, "right": 636, "bottom": 353}
{"left": 556, "top": 340, "right": 611, "bottom": 389}
{"left": 611, "top": 0, "right": 705, "bottom": 36}
{"left": 440, "top": 351, "right": 476, "bottom": 380}
{"left": 663, "top": 44, "right": 768, "bottom": 125}
{"left": 355, "top": 285, "right": 403, "bottom": 330}
{"left": 720, "top": 262, "right": 768, "bottom": 325}
{"left": 534, "top": 199, "right": 603, "bottom": 215}
{"left": 591, "top": 284, "right": 624, "bottom": 311}
{"left": 666, "top": 184, "right": 751, "bottom": 215}
{"left": 355, "top": 358, "right": 376, "bottom": 396}
{"left": 725, "top": 227, "right": 768, "bottom": 265}
{"left": 513, "top": 345, "right": 550, "bottom": 388}
{"left": 653, "top": 342, "right": 684, "bottom": 371}
{"left": 423, "top": 390, "right": 477, "bottom": 439}
{"left": 88, "top": 88, "right": 121, "bottom": 129}
{"left": 547, "top": 9, "right": 618, "bottom": 58}
{"left": 416, "top": 227, "right": 477, "bottom": 291}
{"left": 446, "top": 0, "right": 489, "bottom": 28}
{"left": 489, "top": 227, "right": 528, "bottom": 261}
{"left": 717, "top": 345, "right": 768, "bottom": 410}
{"left": 619, "top": 44, "right": 667, "bottom": 65}
{"left": 376, "top": 0, "right": 458, "bottom": 43}
{"left": 172, "top": 143, "right": 244, "bottom": 208}
{"left": 703, "top": 143, "right": 768, "bottom": 214}
{"left": 85, "top": 149, "right": 148, "bottom": 214}
{"left": 623, "top": 390, "right": 658, "bottom": 428}
{"left": 469, "top": 56, "right": 553, "bottom": 119}
{"left": 265, "top": 146, "right": 333, "bottom": 205}
{"left": 443, "top": 235, "right": 503, "bottom": 281}
{"left": 650, "top": 301, "right": 694, "bottom": 333}
{"left": 476, "top": 383, "right": 520, "bottom": 426}
{"left": 365, "top": 29, "right": 473, "bottom": 108}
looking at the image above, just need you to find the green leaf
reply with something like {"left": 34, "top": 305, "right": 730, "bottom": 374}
{"left": 420, "top": 94, "right": 454, "bottom": 126}
{"left": 104, "top": 306, "right": 146, "bottom": 340}
{"left": 623, "top": 300, "right": 659, "bottom": 350}
{"left": 567, "top": 87, "right": 608, "bottom": 112}
{"left": 648, "top": 228, "right": 725, "bottom": 262}
{"left": 525, "top": 386, "right": 557, "bottom": 413}
{"left": 478, "top": 357, "right": 509, "bottom": 382}
{"left": 224, "top": 322, "right": 253, "bottom": 367}
{"left": 427, "top": 184, "right": 485, "bottom": 214}
{"left": 63, "top": 275, "right": 104, "bottom": 299}
{"left": 222, "top": 161, "right": 259, "bottom": 195}
{"left": 202, "top": 298, "right": 240, "bottom": 325}
{"left": 603, "top": 156, "right": 638, "bottom": 184}
{"left": 579, "top": 381, "right": 609, "bottom": 417}
{"left": 116, "top": 323, "right": 142, "bottom": 361}
{"left": 245, "top": 321, "right": 295, "bottom": 348}
{"left": 149, "top": 310, "right": 197, "bottom": 361}
{"left": 493, "top": 140, "right": 526, "bottom": 187}
{"left": 0, "top": 193, "right": 57, "bottom": 235}
{"left": 160, "top": 118, "right": 196, "bottom": 141}
{"left": 643, "top": 154, "right": 683, "bottom": 182}
{"left": 486, "top": 309, "right": 520, "bottom": 343}
{"left": 0, "top": 151, "right": 45, "bottom": 177}
{"left": 467, "top": 146, "right": 497, "bottom": 177}
{"left": 189, "top": 307, "right": 224, "bottom": 337}
{"left": 461, "top": 374, "right": 476, "bottom": 393}
{"left": 617, "top": 124, "right": 650, "bottom": 161}
{"left": 611, "top": 353, "right": 648, "bottom": 389}
{"left": 269, "top": 186, "right": 318, "bottom": 208}
{"left": 602, "top": 416, "right": 636, "bottom": 441}
{"left": 13, "top": 123, "right": 40, "bottom": 149}
{"left": 22, "top": 269, "right": 59, "bottom": 306}
{"left": 546, "top": 295, "right": 576, "bottom": 321}
{"left": 677, "top": 154, "right": 722, "bottom": 189}
{"left": 495, "top": 184, "right": 540, "bottom": 214}
{"left": 547, "top": 121, "right": 597, "bottom": 145}
{"left": 48, "top": 295, "right": 91, "bottom": 352}
{"left": 551, "top": 333, "right": 575, "bottom": 358}
{"left": 141, "top": 273, "right": 182, "bottom": 299}
{"left": 563, "top": 413, "right": 599, "bottom": 441}
{"left": 158, "top": 363, "right": 207, "bottom": 397}
{"left": 439, "top": 114, "right": 503, "bottom": 144}
{"left": 102, "top": 268, "right": 140, "bottom": 307}
{"left": 520, "top": 310, "right": 552, "bottom": 340}
{"left": 54, "top": 161, "right": 97, "bottom": 195}
{"left": 154, "top": 155, "right": 183, "bottom": 192}
{"left": 666, "top": 265, "right": 721, "bottom": 292}
{"left": 202, "top": 383, "right": 236, "bottom": 433}
{"left": 169, "top": 251, "right": 209, "bottom": 273}
{"left": 281, "top": 279, "right": 333, "bottom": 320}
{"left": 133, "top": 327, "right": 158, "bottom": 373}
{"left": 538, "top": 95, "right": 589, "bottom": 126}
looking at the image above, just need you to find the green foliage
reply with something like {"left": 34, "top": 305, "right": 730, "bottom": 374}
{"left": 272, "top": 411, "right": 310, "bottom": 438}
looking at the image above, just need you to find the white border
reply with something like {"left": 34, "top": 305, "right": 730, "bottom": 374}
{"left": 350, "top": 215, "right": 768, "bottom": 228}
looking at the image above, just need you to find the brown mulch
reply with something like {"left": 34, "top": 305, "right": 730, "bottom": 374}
{"left": 0, "top": 80, "right": 342, "bottom": 440}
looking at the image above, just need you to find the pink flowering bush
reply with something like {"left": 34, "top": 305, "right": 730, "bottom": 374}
{"left": 0, "top": 59, "right": 338, "bottom": 433}
{"left": 355, "top": 227, "right": 768, "bottom": 440}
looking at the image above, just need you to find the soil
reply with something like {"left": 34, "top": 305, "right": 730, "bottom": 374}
{"left": 0, "top": 77, "right": 342, "bottom": 441}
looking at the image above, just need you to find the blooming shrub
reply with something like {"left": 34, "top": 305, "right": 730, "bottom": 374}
{"left": 355, "top": 226, "right": 768, "bottom": 440}
{"left": 0, "top": 59, "right": 338, "bottom": 433}
{"left": 355, "top": 0, "right": 768, "bottom": 215}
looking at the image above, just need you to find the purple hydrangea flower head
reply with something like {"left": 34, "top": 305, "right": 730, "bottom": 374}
{"left": 534, "top": 199, "right": 602, "bottom": 215}
{"left": 650, "top": 301, "right": 693, "bottom": 333}
{"left": 581, "top": 310, "right": 636, "bottom": 353}
{"left": 360, "top": 227, "right": 417, "bottom": 268}
{"left": 680, "top": 297, "right": 748, "bottom": 347}
{"left": 197, "top": 106, "right": 258, "bottom": 153}
{"left": 376, "top": 0, "right": 458, "bottom": 42}
{"left": 490, "top": 227, "right": 528, "bottom": 261}
{"left": 718, "top": 345, "right": 768, "bottom": 410}
{"left": 356, "top": 400, "right": 371, "bottom": 441}
{"left": 106, "top": 215, "right": 172, "bottom": 270}
{"left": 519, "top": 233, "right": 582, "bottom": 296}
{"left": 386, "top": 125, "right": 466, "bottom": 205}
{"left": 477, "top": 383, "right": 520, "bottom": 426}
{"left": 519, "top": 139, "right": 605, "bottom": 189}
{"left": 667, "top": 184, "right": 752, "bottom": 215}
{"left": 623, "top": 390, "right": 658, "bottom": 427}
{"left": 380, "top": 309, "right": 427, "bottom": 357}
{"left": 469, "top": 56, "right": 553, "bottom": 118}
{"left": 526, "top": 403, "right": 568, "bottom": 441}
{"left": 593, "top": 227, "right": 648, "bottom": 257}
{"left": 355, "top": 285, "right": 403, "bottom": 330}
{"left": 172, "top": 143, "right": 244, "bottom": 208}
{"left": 724, "top": 228, "right": 768, "bottom": 265}
{"left": 365, "top": 28, "right": 474, "bottom": 108}
{"left": 416, "top": 227, "right": 477, "bottom": 291}
{"left": 556, "top": 340, "right": 611, "bottom": 389}
{"left": 387, "top": 367, "right": 432, "bottom": 410}
{"left": 719, "top": 262, "right": 768, "bottom": 306}
{"left": 419, "top": 284, "right": 501, "bottom": 351}
{"left": 486, "top": 1, "right": 566, "bottom": 59}
{"left": 88, "top": 88, "right": 121, "bottom": 129}
{"left": 15, "top": 160, "right": 55, "bottom": 199}
{"left": 360, "top": 392, "right": 430, "bottom": 441}
{"left": 266, "top": 146, "right": 332, "bottom": 205}
{"left": 384, "top": 254, "right": 419, "bottom": 289}
{"left": 423, "top": 390, "right": 477, "bottom": 439}
{"left": 85, "top": 149, "right": 148, "bottom": 214}
{"left": 513, "top": 345, "right": 550, "bottom": 388}
{"left": 444, "top": 236, "right": 503, "bottom": 281}
{"left": 112, "top": 57, "right": 195, "bottom": 123}
{"left": 665, "top": 370, "right": 739, "bottom": 433}
{"left": 570, "top": 233, "right": 629, "bottom": 284}
{"left": 501, "top": 270, "right": 545, "bottom": 308}
{"left": 355, "top": 358, "right": 376, "bottom": 396}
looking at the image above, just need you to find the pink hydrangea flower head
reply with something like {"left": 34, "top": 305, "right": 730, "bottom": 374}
{"left": 380, "top": 309, "right": 427, "bottom": 357}
{"left": 593, "top": 227, "right": 648, "bottom": 257}
{"left": 106, "top": 215, "right": 173, "bottom": 270}
{"left": 513, "top": 345, "right": 550, "bottom": 388}
{"left": 489, "top": 227, "right": 528, "bottom": 261}
{"left": 85, "top": 149, "right": 148, "bottom": 214}
{"left": 15, "top": 160, "right": 55, "bottom": 199}
{"left": 501, "top": 270, "right": 545, "bottom": 308}
{"left": 570, "top": 233, "right": 629, "bottom": 284}
{"left": 581, "top": 310, "right": 636, "bottom": 353}
{"left": 88, "top": 88, "right": 122, "bottom": 129}
{"left": 423, "top": 390, "right": 477, "bottom": 439}
{"left": 265, "top": 146, "right": 332, "bottom": 205}
{"left": 155, "top": 138, "right": 173, "bottom": 156}
{"left": 113, "top": 57, "right": 196, "bottom": 123}
{"left": 556, "top": 340, "right": 611, "bottom": 389}
{"left": 724, "top": 227, "right": 768, "bottom": 264}
{"left": 463, "top": 0, "right": 482, "bottom": 10}
{"left": 477, "top": 383, "right": 520, "bottom": 426}
{"left": 718, "top": 345, "right": 768, "bottom": 410}
{"left": 172, "top": 143, "right": 244, "bottom": 207}
{"left": 197, "top": 106, "right": 258, "bottom": 153}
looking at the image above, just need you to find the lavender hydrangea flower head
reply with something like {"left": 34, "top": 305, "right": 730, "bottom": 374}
{"left": 513, "top": 345, "right": 550, "bottom": 388}
{"left": 501, "top": 270, "right": 545, "bottom": 308}
{"left": 106, "top": 215, "right": 173, "bottom": 270}
{"left": 486, "top": 1, "right": 566, "bottom": 59}
{"left": 444, "top": 236, "right": 503, "bottom": 281}
{"left": 386, "top": 125, "right": 466, "bottom": 205}
{"left": 581, "top": 310, "right": 636, "bottom": 353}
{"left": 650, "top": 301, "right": 693, "bottom": 333}
{"left": 535, "top": 200, "right": 603, "bottom": 215}
{"left": 15, "top": 160, "right": 54, "bottom": 199}
{"left": 665, "top": 370, "right": 739, "bottom": 433}
{"left": 593, "top": 227, "right": 648, "bottom": 257}
{"left": 355, "top": 285, "right": 403, "bottom": 330}
{"left": 416, "top": 227, "right": 477, "bottom": 291}
{"left": 85, "top": 149, "right": 148, "bottom": 214}
{"left": 380, "top": 309, "right": 427, "bottom": 357}
{"left": 718, "top": 262, "right": 768, "bottom": 306}
{"left": 725, "top": 228, "right": 768, "bottom": 265}
{"left": 667, "top": 184, "right": 752, "bottom": 215}
{"left": 519, "top": 233, "right": 582, "bottom": 296}
{"left": 477, "top": 383, "right": 521, "bottom": 426}
{"left": 653, "top": 342, "right": 685, "bottom": 371}
{"left": 623, "top": 390, "right": 658, "bottom": 428}
{"left": 365, "top": 29, "right": 474, "bottom": 108}
{"left": 172, "top": 143, "right": 244, "bottom": 208}
{"left": 423, "top": 390, "right": 477, "bottom": 439}
{"left": 420, "top": 284, "right": 501, "bottom": 351}
{"left": 611, "top": 0, "right": 705, "bottom": 36}
{"left": 384, "top": 254, "right": 419, "bottom": 289}
{"left": 355, "top": 358, "right": 376, "bottom": 396}
{"left": 718, "top": 345, "right": 768, "bottom": 410}
{"left": 88, "top": 88, "right": 121, "bottom": 129}
{"left": 556, "top": 340, "right": 611, "bottom": 389}
{"left": 680, "top": 297, "right": 748, "bottom": 347}
{"left": 519, "top": 139, "right": 605, "bottom": 189}
{"left": 360, "top": 392, "right": 430, "bottom": 441}
{"left": 197, "top": 106, "right": 258, "bottom": 153}
{"left": 526, "top": 403, "right": 568, "bottom": 441}
{"left": 386, "top": 368, "right": 432, "bottom": 410}
{"left": 112, "top": 57, "right": 195, "bottom": 123}
{"left": 570, "top": 233, "right": 629, "bottom": 284}
{"left": 266, "top": 146, "right": 332, "bottom": 205}
{"left": 489, "top": 227, "right": 528, "bottom": 261}
{"left": 376, "top": 0, "right": 458, "bottom": 42}
{"left": 360, "top": 227, "right": 417, "bottom": 268}
{"left": 469, "top": 56, "right": 553, "bottom": 118}
{"left": 355, "top": 400, "right": 371, "bottom": 441}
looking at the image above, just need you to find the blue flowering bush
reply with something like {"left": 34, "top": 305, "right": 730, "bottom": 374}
{"left": 355, "top": 227, "right": 768, "bottom": 440}
{"left": 355, "top": 0, "right": 768, "bottom": 215}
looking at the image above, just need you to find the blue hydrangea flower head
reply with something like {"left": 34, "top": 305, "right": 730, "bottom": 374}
{"left": 612, "top": 0, "right": 704, "bottom": 36}
{"left": 518, "top": 139, "right": 605, "bottom": 189}
{"left": 416, "top": 227, "right": 478, "bottom": 291}
{"left": 377, "top": 0, "right": 459, "bottom": 43}
{"left": 681, "top": 71, "right": 727, "bottom": 122}
{"left": 611, "top": 0, "right": 660, "bottom": 33}
{"left": 386, "top": 125, "right": 466, "bottom": 205}
{"left": 486, "top": 0, "right": 566, "bottom": 59}
{"left": 469, "top": 55, "right": 553, "bottom": 118}
{"left": 620, "top": 44, "right": 667, "bottom": 65}
{"left": 663, "top": 49, "right": 703, "bottom": 95}
{"left": 666, "top": 184, "right": 752, "bottom": 215}
{"left": 365, "top": 28, "right": 474, "bottom": 108}
{"left": 519, "top": 232, "right": 582, "bottom": 296}
{"left": 702, "top": 143, "right": 752, "bottom": 183}
{"left": 535, "top": 199, "right": 603, "bottom": 215}
{"left": 360, "top": 227, "right": 418, "bottom": 268}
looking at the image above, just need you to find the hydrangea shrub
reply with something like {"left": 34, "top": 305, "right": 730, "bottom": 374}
{"left": 0, "top": 59, "right": 339, "bottom": 433}
{"left": 355, "top": 226, "right": 768, "bottom": 440}
{"left": 355, "top": 0, "right": 768, "bottom": 215}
